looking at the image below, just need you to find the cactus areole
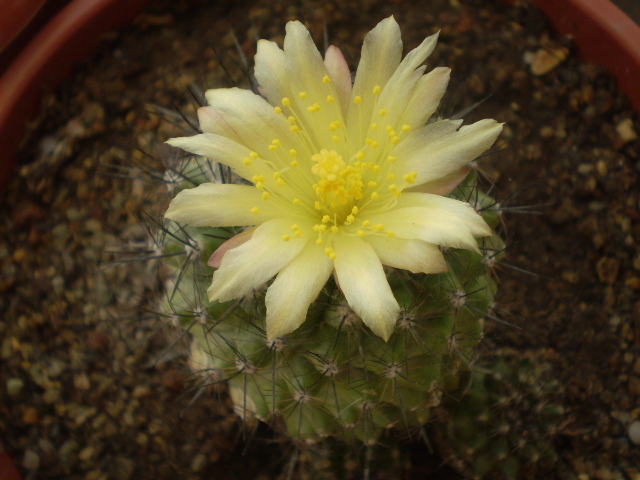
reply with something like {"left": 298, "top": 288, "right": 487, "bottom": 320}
{"left": 162, "top": 16, "right": 504, "bottom": 442}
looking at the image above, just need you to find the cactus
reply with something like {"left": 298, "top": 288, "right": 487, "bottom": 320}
{"left": 159, "top": 168, "right": 503, "bottom": 445}
{"left": 155, "top": 16, "right": 505, "bottom": 449}
{"left": 432, "top": 349, "right": 563, "bottom": 479}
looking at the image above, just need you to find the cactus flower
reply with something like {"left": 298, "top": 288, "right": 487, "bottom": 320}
{"left": 164, "top": 16, "right": 503, "bottom": 341}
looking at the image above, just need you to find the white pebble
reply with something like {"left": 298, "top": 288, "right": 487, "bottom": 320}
{"left": 628, "top": 421, "right": 640, "bottom": 445}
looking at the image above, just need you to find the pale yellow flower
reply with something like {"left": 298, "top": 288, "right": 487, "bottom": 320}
{"left": 164, "top": 16, "right": 503, "bottom": 341}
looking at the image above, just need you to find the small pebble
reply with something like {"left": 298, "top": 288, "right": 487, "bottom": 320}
{"left": 6, "top": 377, "right": 24, "bottom": 397}
{"left": 23, "top": 449, "right": 40, "bottom": 470}
{"left": 629, "top": 421, "right": 640, "bottom": 445}
{"left": 616, "top": 118, "right": 637, "bottom": 143}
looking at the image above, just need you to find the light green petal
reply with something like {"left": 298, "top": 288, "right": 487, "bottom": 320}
{"left": 405, "top": 167, "right": 471, "bottom": 196}
{"left": 332, "top": 235, "right": 400, "bottom": 341}
{"left": 166, "top": 133, "right": 272, "bottom": 183}
{"left": 164, "top": 183, "right": 275, "bottom": 226}
{"left": 347, "top": 16, "right": 403, "bottom": 137}
{"left": 365, "top": 236, "right": 447, "bottom": 274}
{"left": 204, "top": 87, "right": 301, "bottom": 165}
{"left": 400, "top": 67, "right": 450, "bottom": 127}
{"left": 395, "top": 119, "right": 503, "bottom": 186}
{"left": 375, "top": 31, "right": 440, "bottom": 125}
{"left": 265, "top": 242, "right": 333, "bottom": 340}
{"left": 254, "top": 39, "right": 287, "bottom": 107}
{"left": 208, "top": 219, "right": 308, "bottom": 303}
{"left": 366, "top": 197, "right": 490, "bottom": 253}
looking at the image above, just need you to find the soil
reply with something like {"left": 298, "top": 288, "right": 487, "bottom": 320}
{"left": 1, "top": 0, "right": 639, "bottom": 479}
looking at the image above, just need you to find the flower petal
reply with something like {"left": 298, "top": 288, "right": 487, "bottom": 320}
{"left": 366, "top": 236, "right": 447, "bottom": 274}
{"left": 366, "top": 194, "right": 491, "bottom": 253}
{"left": 324, "top": 45, "right": 352, "bottom": 116}
{"left": 204, "top": 87, "right": 301, "bottom": 166}
{"left": 395, "top": 119, "right": 503, "bottom": 186}
{"left": 347, "top": 16, "right": 402, "bottom": 136}
{"left": 208, "top": 219, "right": 308, "bottom": 302}
{"left": 376, "top": 31, "right": 440, "bottom": 125}
{"left": 405, "top": 166, "right": 471, "bottom": 196}
{"left": 400, "top": 66, "right": 450, "bottom": 127}
{"left": 332, "top": 235, "right": 400, "bottom": 341}
{"left": 166, "top": 133, "right": 273, "bottom": 183}
{"left": 208, "top": 227, "right": 256, "bottom": 268}
{"left": 265, "top": 242, "right": 333, "bottom": 340}
{"left": 254, "top": 38, "right": 287, "bottom": 107}
{"left": 165, "top": 183, "right": 276, "bottom": 227}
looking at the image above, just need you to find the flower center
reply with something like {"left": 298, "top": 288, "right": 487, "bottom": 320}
{"left": 311, "top": 149, "right": 363, "bottom": 216}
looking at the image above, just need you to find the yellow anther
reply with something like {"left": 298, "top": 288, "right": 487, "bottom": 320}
{"left": 274, "top": 106, "right": 282, "bottom": 114}
{"left": 392, "top": 136, "right": 400, "bottom": 144}
{"left": 291, "top": 224, "right": 300, "bottom": 231}
{"left": 368, "top": 181, "right": 377, "bottom": 188}
{"left": 355, "top": 152, "right": 365, "bottom": 160}
{"left": 322, "top": 215, "right": 331, "bottom": 223}
{"left": 290, "top": 125, "right": 300, "bottom": 132}
{"left": 289, "top": 149, "right": 298, "bottom": 156}
{"left": 315, "top": 201, "right": 323, "bottom": 210}
{"left": 323, "top": 75, "right": 331, "bottom": 84}
{"left": 324, "top": 247, "right": 336, "bottom": 260}
{"left": 277, "top": 179, "right": 285, "bottom": 187}
{"left": 379, "top": 109, "right": 387, "bottom": 117}
{"left": 371, "top": 192, "right": 379, "bottom": 200}
{"left": 255, "top": 182, "right": 264, "bottom": 190}
{"left": 332, "top": 135, "right": 340, "bottom": 143}
{"left": 283, "top": 234, "right": 291, "bottom": 241}
{"left": 272, "top": 139, "right": 281, "bottom": 146}
{"left": 299, "top": 91, "right": 307, "bottom": 99}
{"left": 372, "top": 165, "right": 381, "bottom": 173}
{"left": 291, "top": 160, "right": 299, "bottom": 167}
{"left": 252, "top": 174, "right": 264, "bottom": 183}
{"left": 262, "top": 192, "right": 270, "bottom": 200}
{"left": 346, "top": 214, "right": 355, "bottom": 224}
{"left": 387, "top": 231, "right": 395, "bottom": 238}
{"left": 288, "top": 116, "right": 297, "bottom": 124}
{"left": 386, "top": 125, "right": 394, "bottom": 133}
{"left": 294, "top": 230, "right": 302, "bottom": 237}
{"left": 357, "top": 230, "right": 365, "bottom": 237}
{"left": 331, "top": 225, "right": 339, "bottom": 233}
{"left": 250, "top": 151, "right": 259, "bottom": 159}
{"left": 273, "top": 172, "right": 281, "bottom": 179}
{"left": 329, "top": 121, "right": 341, "bottom": 131}
{"left": 243, "top": 157, "right": 252, "bottom": 166}
{"left": 351, "top": 206, "right": 359, "bottom": 214}
{"left": 387, "top": 173, "right": 396, "bottom": 180}
{"left": 373, "top": 85, "right": 381, "bottom": 95}
{"left": 307, "top": 103, "right": 321, "bottom": 113}
{"left": 373, "top": 224, "right": 385, "bottom": 231}
{"left": 402, "top": 124, "right": 411, "bottom": 132}
{"left": 282, "top": 97, "right": 291, "bottom": 107}
{"left": 293, "top": 198, "right": 301, "bottom": 205}
{"left": 388, "top": 156, "right": 397, "bottom": 163}
{"left": 370, "top": 140, "right": 379, "bottom": 148}
{"left": 269, "top": 145, "right": 277, "bottom": 151}
{"left": 316, "top": 237, "right": 323, "bottom": 245}
{"left": 251, "top": 207, "right": 259, "bottom": 214}
{"left": 370, "top": 123, "right": 378, "bottom": 130}
{"left": 354, "top": 96, "right": 362, "bottom": 104}
{"left": 326, "top": 95, "right": 335, "bottom": 103}
{"left": 404, "top": 171, "right": 417, "bottom": 184}
{"left": 362, "top": 220, "right": 371, "bottom": 227}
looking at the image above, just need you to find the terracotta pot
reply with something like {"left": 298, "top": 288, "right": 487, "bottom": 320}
{"left": 531, "top": 0, "right": 640, "bottom": 113}
{"left": 0, "top": 0, "right": 151, "bottom": 187}
{"left": 0, "top": 0, "right": 48, "bottom": 52}
{"left": 0, "top": 0, "right": 639, "bottom": 188}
